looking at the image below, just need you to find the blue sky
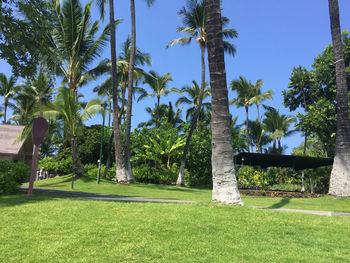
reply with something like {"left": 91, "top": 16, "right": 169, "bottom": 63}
{"left": 1, "top": 0, "right": 350, "bottom": 154}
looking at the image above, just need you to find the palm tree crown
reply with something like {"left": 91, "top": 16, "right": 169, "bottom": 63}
{"left": 166, "top": 0, "right": 237, "bottom": 55}
{"left": 0, "top": 73, "right": 19, "bottom": 123}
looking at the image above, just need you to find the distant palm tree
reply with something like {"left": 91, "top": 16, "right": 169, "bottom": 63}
{"left": 138, "top": 102, "right": 182, "bottom": 129}
{"left": 249, "top": 79, "right": 274, "bottom": 124}
{"left": 263, "top": 107, "right": 295, "bottom": 153}
{"left": 167, "top": 0, "right": 237, "bottom": 185}
{"left": 174, "top": 80, "right": 211, "bottom": 121}
{"left": 328, "top": 0, "right": 350, "bottom": 197}
{"left": 138, "top": 71, "right": 173, "bottom": 127}
{"left": 204, "top": 0, "right": 242, "bottom": 205}
{"left": 41, "top": 87, "right": 102, "bottom": 187}
{"left": 9, "top": 93, "right": 36, "bottom": 126}
{"left": 248, "top": 120, "right": 271, "bottom": 153}
{"left": 0, "top": 73, "right": 20, "bottom": 123}
{"left": 230, "top": 76, "right": 255, "bottom": 151}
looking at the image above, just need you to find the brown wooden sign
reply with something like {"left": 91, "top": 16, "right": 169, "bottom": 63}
{"left": 32, "top": 117, "right": 48, "bottom": 146}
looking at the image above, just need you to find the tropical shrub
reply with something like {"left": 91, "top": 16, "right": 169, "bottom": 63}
{"left": 133, "top": 163, "right": 179, "bottom": 184}
{"left": 0, "top": 161, "right": 30, "bottom": 194}
{"left": 39, "top": 157, "right": 72, "bottom": 175}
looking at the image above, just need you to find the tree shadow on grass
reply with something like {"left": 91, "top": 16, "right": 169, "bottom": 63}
{"left": 0, "top": 190, "right": 66, "bottom": 208}
{"left": 269, "top": 198, "right": 291, "bottom": 208}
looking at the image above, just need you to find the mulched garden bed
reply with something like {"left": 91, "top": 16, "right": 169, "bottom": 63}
{"left": 239, "top": 189, "right": 324, "bottom": 198}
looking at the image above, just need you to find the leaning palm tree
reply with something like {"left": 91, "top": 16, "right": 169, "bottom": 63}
{"left": 174, "top": 80, "right": 211, "bottom": 122}
{"left": 41, "top": 87, "right": 102, "bottom": 188}
{"left": 167, "top": 0, "right": 237, "bottom": 186}
{"left": 328, "top": 0, "right": 350, "bottom": 197}
{"left": 230, "top": 76, "right": 255, "bottom": 152}
{"left": 138, "top": 70, "right": 173, "bottom": 127}
{"left": 249, "top": 79, "right": 274, "bottom": 124}
{"left": 204, "top": 0, "right": 242, "bottom": 205}
{"left": 0, "top": 73, "right": 19, "bottom": 123}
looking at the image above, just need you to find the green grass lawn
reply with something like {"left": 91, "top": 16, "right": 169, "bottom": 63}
{"left": 1, "top": 176, "right": 349, "bottom": 262}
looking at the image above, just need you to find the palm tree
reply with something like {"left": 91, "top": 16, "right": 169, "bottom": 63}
{"left": 263, "top": 107, "right": 295, "bottom": 153}
{"left": 24, "top": 70, "right": 56, "bottom": 105}
{"left": 167, "top": 0, "right": 237, "bottom": 186}
{"left": 95, "top": 0, "right": 128, "bottom": 183}
{"left": 41, "top": 87, "right": 102, "bottom": 187}
{"left": 248, "top": 120, "right": 271, "bottom": 153}
{"left": 174, "top": 80, "right": 211, "bottom": 122}
{"left": 328, "top": 0, "right": 350, "bottom": 197}
{"left": 9, "top": 93, "right": 36, "bottom": 125}
{"left": 125, "top": 0, "right": 155, "bottom": 181}
{"left": 138, "top": 102, "right": 183, "bottom": 129}
{"left": 249, "top": 79, "right": 274, "bottom": 124}
{"left": 230, "top": 76, "right": 255, "bottom": 151}
{"left": 0, "top": 73, "right": 19, "bottom": 123}
{"left": 138, "top": 70, "right": 173, "bottom": 127}
{"left": 204, "top": 0, "right": 242, "bottom": 205}
{"left": 43, "top": 0, "right": 113, "bottom": 99}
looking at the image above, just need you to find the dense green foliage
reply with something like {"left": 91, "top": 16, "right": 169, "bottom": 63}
{"left": 0, "top": 161, "right": 29, "bottom": 194}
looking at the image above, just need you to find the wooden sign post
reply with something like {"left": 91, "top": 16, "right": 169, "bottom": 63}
{"left": 27, "top": 116, "right": 48, "bottom": 196}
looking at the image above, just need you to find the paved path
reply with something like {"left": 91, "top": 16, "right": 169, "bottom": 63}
{"left": 20, "top": 187, "right": 197, "bottom": 204}
{"left": 251, "top": 206, "right": 350, "bottom": 218}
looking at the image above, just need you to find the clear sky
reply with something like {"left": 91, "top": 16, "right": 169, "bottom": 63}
{"left": 1, "top": 0, "right": 350, "bottom": 154}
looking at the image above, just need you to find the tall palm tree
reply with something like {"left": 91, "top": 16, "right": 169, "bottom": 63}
{"left": 95, "top": 0, "right": 128, "bottom": 183}
{"left": 263, "top": 107, "right": 295, "bottom": 153}
{"left": 125, "top": 0, "right": 155, "bottom": 181}
{"left": 0, "top": 73, "right": 19, "bottom": 123}
{"left": 167, "top": 0, "right": 237, "bottom": 186}
{"left": 43, "top": 0, "right": 113, "bottom": 99}
{"left": 204, "top": 0, "right": 242, "bottom": 205}
{"left": 328, "top": 0, "right": 350, "bottom": 197}
{"left": 249, "top": 79, "right": 274, "bottom": 124}
{"left": 41, "top": 87, "right": 102, "bottom": 187}
{"left": 230, "top": 76, "right": 255, "bottom": 151}
{"left": 138, "top": 70, "right": 173, "bottom": 127}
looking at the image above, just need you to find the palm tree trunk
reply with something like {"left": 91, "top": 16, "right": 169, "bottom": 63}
{"left": 204, "top": 0, "right": 242, "bottom": 205}
{"left": 256, "top": 104, "right": 260, "bottom": 124}
{"left": 156, "top": 95, "right": 160, "bottom": 128}
{"left": 328, "top": 0, "right": 350, "bottom": 197}
{"left": 245, "top": 105, "right": 250, "bottom": 152}
{"left": 176, "top": 43, "right": 206, "bottom": 186}
{"left": 124, "top": 0, "right": 136, "bottom": 182}
{"left": 102, "top": 130, "right": 114, "bottom": 178}
{"left": 3, "top": 101, "right": 7, "bottom": 124}
{"left": 71, "top": 135, "right": 85, "bottom": 188}
{"left": 109, "top": 0, "right": 128, "bottom": 183}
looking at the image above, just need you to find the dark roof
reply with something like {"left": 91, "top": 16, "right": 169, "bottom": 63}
{"left": 234, "top": 152, "right": 333, "bottom": 170}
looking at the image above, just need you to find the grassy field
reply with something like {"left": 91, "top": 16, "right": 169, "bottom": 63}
{"left": 1, "top": 176, "right": 349, "bottom": 262}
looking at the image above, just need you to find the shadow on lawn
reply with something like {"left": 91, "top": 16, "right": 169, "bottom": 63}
{"left": 0, "top": 190, "right": 66, "bottom": 208}
{"left": 269, "top": 198, "right": 290, "bottom": 208}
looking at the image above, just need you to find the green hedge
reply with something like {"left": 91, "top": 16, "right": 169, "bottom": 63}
{"left": 0, "top": 161, "right": 30, "bottom": 194}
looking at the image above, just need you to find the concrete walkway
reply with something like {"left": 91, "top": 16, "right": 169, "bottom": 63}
{"left": 251, "top": 206, "right": 350, "bottom": 218}
{"left": 20, "top": 186, "right": 197, "bottom": 204}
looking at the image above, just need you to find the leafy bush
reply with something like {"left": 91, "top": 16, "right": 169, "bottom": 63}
{"left": 133, "top": 164, "right": 179, "bottom": 184}
{"left": 236, "top": 166, "right": 270, "bottom": 189}
{"left": 0, "top": 161, "right": 30, "bottom": 194}
{"left": 38, "top": 157, "right": 72, "bottom": 175}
